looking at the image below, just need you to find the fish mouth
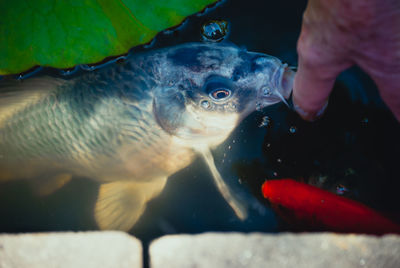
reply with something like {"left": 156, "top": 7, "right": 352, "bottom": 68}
{"left": 258, "top": 64, "right": 295, "bottom": 108}
{"left": 276, "top": 64, "right": 295, "bottom": 99}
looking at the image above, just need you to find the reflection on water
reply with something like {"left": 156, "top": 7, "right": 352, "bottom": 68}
{"left": 1, "top": 0, "right": 399, "bottom": 244}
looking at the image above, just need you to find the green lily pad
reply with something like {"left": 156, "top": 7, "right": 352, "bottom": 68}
{"left": 0, "top": 0, "right": 218, "bottom": 75}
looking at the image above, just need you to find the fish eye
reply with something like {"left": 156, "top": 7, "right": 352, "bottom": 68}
{"left": 204, "top": 76, "right": 233, "bottom": 101}
{"left": 209, "top": 88, "right": 231, "bottom": 101}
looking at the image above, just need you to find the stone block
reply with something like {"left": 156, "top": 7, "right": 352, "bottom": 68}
{"left": 0, "top": 231, "right": 142, "bottom": 268}
{"left": 150, "top": 232, "right": 400, "bottom": 268}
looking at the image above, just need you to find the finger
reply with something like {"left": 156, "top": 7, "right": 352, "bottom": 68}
{"left": 293, "top": 58, "right": 335, "bottom": 121}
{"left": 293, "top": 28, "right": 352, "bottom": 121}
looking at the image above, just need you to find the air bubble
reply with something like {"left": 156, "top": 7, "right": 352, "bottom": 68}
{"left": 336, "top": 184, "right": 349, "bottom": 195}
{"left": 262, "top": 86, "right": 272, "bottom": 97}
{"left": 201, "top": 20, "right": 228, "bottom": 42}
{"left": 289, "top": 126, "right": 297, "bottom": 134}
{"left": 258, "top": 116, "right": 271, "bottom": 128}
{"left": 60, "top": 66, "right": 79, "bottom": 76}
{"left": 201, "top": 100, "right": 210, "bottom": 109}
{"left": 256, "top": 102, "right": 262, "bottom": 111}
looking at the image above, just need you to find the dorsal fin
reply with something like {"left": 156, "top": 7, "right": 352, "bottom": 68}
{"left": 0, "top": 77, "right": 66, "bottom": 127}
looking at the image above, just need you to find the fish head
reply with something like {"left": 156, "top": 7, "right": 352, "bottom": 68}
{"left": 152, "top": 43, "right": 295, "bottom": 148}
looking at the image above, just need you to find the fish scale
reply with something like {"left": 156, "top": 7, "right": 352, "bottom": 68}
{"left": 0, "top": 60, "right": 162, "bottom": 177}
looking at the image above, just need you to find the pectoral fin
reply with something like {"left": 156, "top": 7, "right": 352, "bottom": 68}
{"left": 95, "top": 178, "right": 167, "bottom": 231}
{"left": 199, "top": 147, "right": 248, "bottom": 220}
{"left": 31, "top": 173, "right": 72, "bottom": 196}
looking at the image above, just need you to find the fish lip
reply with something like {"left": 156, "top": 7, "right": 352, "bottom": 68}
{"left": 257, "top": 64, "right": 295, "bottom": 108}
{"left": 272, "top": 63, "right": 295, "bottom": 100}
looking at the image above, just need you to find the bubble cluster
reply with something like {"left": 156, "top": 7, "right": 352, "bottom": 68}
{"left": 258, "top": 116, "right": 271, "bottom": 128}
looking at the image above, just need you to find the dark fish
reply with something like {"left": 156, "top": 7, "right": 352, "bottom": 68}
{"left": 0, "top": 43, "right": 294, "bottom": 231}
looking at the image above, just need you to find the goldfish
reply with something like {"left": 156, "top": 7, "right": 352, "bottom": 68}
{"left": 262, "top": 179, "right": 400, "bottom": 234}
{"left": 0, "top": 43, "right": 294, "bottom": 231}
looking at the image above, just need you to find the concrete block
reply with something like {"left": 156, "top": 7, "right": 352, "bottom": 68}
{"left": 149, "top": 232, "right": 400, "bottom": 268}
{"left": 0, "top": 231, "right": 142, "bottom": 268}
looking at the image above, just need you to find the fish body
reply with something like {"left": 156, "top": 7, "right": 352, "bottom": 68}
{"left": 262, "top": 179, "right": 400, "bottom": 234}
{"left": 0, "top": 42, "right": 294, "bottom": 230}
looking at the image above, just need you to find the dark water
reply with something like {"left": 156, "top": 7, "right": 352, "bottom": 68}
{"left": 1, "top": 0, "right": 399, "bottom": 245}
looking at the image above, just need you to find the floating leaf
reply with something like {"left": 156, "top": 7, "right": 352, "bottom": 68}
{"left": 0, "top": 0, "right": 218, "bottom": 75}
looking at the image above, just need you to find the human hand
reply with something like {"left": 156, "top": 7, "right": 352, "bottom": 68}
{"left": 293, "top": 0, "right": 400, "bottom": 121}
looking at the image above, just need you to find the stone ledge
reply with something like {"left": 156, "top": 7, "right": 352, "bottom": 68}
{"left": 1, "top": 232, "right": 399, "bottom": 268}
{"left": 150, "top": 232, "right": 400, "bottom": 268}
{"left": 0, "top": 231, "right": 142, "bottom": 268}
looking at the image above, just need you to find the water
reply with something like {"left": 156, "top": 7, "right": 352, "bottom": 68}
{"left": 1, "top": 0, "right": 399, "bottom": 242}
{"left": 199, "top": 147, "right": 247, "bottom": 220}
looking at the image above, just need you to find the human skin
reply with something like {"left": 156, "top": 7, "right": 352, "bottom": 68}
{"left": 293, "top": 0, "right": 400, "bottom": 121}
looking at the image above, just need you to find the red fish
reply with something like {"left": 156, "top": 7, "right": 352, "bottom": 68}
{"left": 262, "top": 179, "right": 400, "bottom": 234}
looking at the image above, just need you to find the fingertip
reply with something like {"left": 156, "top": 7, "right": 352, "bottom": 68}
{"left": 292, "top": 95, "right": 328, "bottom": 121}
{"left": 292, "top": 64, "right": 333, "bottom": 121}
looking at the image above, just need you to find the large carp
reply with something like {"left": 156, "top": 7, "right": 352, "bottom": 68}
{"left": 0, "top": 42, "right": 294, "bottom": 231}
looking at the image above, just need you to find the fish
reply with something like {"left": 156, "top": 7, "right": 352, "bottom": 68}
{"left": 0, "top": 42, "right": 295, "bottom": 231}
{"left": 262, "top": 179, "right": 400, "bottom": 234}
